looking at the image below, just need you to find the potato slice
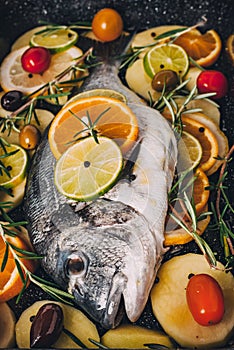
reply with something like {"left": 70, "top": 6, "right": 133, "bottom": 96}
{"left": 101, "top": 324, "right": 174, "bottom": 348}
{"left": 184, "top": 66, "right": 202, "bottom": 92}
{"left": 0, "top": 302, "right": 16, "bottom": 348}
{"left": 16, "top": 300, "right": 100, "bottom": 348}
{"left": 151, "top": 253, "right": 234, "bottom": 349}
{"left": 125, "top": 58, "right": 161, "bottom": 102}
{"left": 131, "top": 25, "right": 184, "bottom": 58}
{"left": 170, "top": 96, "right": 220, "bottom": 126}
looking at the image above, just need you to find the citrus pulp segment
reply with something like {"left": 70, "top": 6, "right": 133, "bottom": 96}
{"left": 143, "top": 43, "right": 189, "bottom": 79}
{"left": 0, "top": 143, "right": 28, "bottom": 188}
{"left": 48, "top": 96, "right": 139, "bottom": 159}
{"left": 174, "top": 29, "right": 222, "bottom": 67}
{"left": 30, "top": 27, "right": 78, "bottom": 53}
{"left": 0, "top": 228, "right": 35, "bottom": 302}
{"left": 54, "top": 136, "right": 123, "bottom": 201}
{"left": 0, "top": 46, "right": 83, "bottom": 94}
{"left": 193, "top": 168, "right": 210, "bottom": 215}
{"left": 181, "top": 116, "right": 219, "bottom": 173}
{"left": 177, "top": 131, "right": 202, "bottom": 172}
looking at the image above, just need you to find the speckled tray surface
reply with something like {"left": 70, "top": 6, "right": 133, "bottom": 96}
{"left": 0, "top": 0, "right": 233, "bottom": 349}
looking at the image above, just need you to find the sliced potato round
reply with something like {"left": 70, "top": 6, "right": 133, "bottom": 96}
{"left": 101, "top": 324, "right": 174, "bottom": 348}
{"left": 184, "top": 66, "right": 202, "bottom": 92}
{"left": 171, "top": 96, "right": 221, "bottom": 126}
{"left": 131, "top": 25, "right": 184, "bottom": 58}
{"left": 151, "top": 253, "right": 234, "bottom": 349}
{"left": 0, "top": 302, "right": 16, "bottom": 348}
{"left": 125, "top": 58, "right": 161, "bottom": 101}
{"left": 16, "top": 300, "right": 100, "bottom": 348}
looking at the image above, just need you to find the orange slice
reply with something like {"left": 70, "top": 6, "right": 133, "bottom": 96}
{"left": 181, "top": 116, "right": 219, "bottom": 173}
{"left": 0, "top": 225, "right": 36, "bottom": 302}
{"left": 164, "top": 205, "right": 210, "bottom": 246}
{"left": 174, "top": 29, "right": 222, "bottom": 67}
{"left": 193, "top": 167, "right": 210, "bottom": 215}
{"left": 226, "top": 34, "right": 234, "bottom": 65}
{"left": 48, "top": 96, "right": 139, "bottom": 159}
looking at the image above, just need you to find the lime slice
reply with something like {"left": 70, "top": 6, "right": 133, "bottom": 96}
{"left": 177, "top": 131, "right": 202, "bottom": 172}
{"left": 65, "top": 88, "right": 127, "bottom": 107}
{"left": 30, "top": 27, "right": 78, "bottom": 54}
{"left": 143, "top": 43, "right": 189, "bottom": 79}
{"left": 54, "top": 136, "right": 123, "bottom": 201}
{"left": 0, "top": 144, "right": 28, "bottom": 188}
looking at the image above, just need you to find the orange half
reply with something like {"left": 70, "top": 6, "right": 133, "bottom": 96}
{"left": 175, "top": 29, "right": 222, "bottom": 67}
{"left": 48, "top": 96, "right": 139, "bottom": 159}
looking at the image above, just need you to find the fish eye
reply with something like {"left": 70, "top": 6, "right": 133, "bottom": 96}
{"left": 66, "top": 256, "right": 85, "bottom": 276}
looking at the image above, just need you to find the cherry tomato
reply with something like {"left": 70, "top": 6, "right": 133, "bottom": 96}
{"left": 92, "top": 8, "right": 123, "bottom": 42}
{"left": 197, "top": 70, "right": 228, "bottom": 99}
{"left": 186, "top": 273, "right": 225, "bottom": 326}
{"left": 21, "top": 47, "right": 51, "bottom": 74}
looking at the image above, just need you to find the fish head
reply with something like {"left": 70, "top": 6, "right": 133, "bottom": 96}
{"left": 50, "top": 203, "right": 158, "bottom": 329}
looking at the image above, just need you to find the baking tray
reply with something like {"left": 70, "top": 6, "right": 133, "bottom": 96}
{"left": 0, "top": 0, "right": 233, "bottom": 348}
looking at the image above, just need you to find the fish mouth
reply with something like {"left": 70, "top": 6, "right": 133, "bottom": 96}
{"left": 102, "top": 271, "right": 127, "bottom": 329}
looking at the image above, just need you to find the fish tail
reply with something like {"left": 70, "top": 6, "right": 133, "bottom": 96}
{"left": 77, "top": 28, "right": 138, "bottom": 65}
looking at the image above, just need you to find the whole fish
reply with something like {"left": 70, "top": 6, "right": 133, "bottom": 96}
{"left": 24, "top": 35, "right": 177, "bottom": 329}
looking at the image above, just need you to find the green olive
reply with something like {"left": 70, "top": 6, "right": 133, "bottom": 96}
{"left": 19, "top": 125, "right": 41, "bottom": 150}
{"left": 151, "top": 70, "right": 179, "bottom": 92}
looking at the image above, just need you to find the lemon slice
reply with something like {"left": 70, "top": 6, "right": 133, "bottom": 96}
{"left": 54, "top": 136, "right": 123, "bottom": 201}
{"left": 143, "top": 43, "right": 189, "bottom": 79}
{"left": 0, "top": 143, "right": 28, "bottom": 188}
{"left": 177, "top": 131, "right": 203, "bottom": 172}
{"left": 0, "top": 46, "right": 83, "bottom": 94}
{"left": 30, "top": 27, "right": 78, "bottom": 53}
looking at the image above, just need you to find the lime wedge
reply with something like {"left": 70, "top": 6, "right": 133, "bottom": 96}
{"left": 54, "top": 136, "right": 123, "bottom": 201}
{"left": 30, "top": 27, "right": 78, "bottom": 53}
{"left": 143, "top": 43, "right": 189, "bottom": 79}
{"left": 0, "top": 144, "right": 28, "bottom": 188}
{"left": 177, "top": 131, "right": 202, "bottom": 172}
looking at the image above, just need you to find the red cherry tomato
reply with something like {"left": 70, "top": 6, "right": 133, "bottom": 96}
{"left": 197, "top": 70, "right": 228, "bottom": 99}
{"left": 21, "top": 47, "right": 51, "bottom": 74}
{"left": 186, "top": 273, "right": 225, "bottom": 326}
{"left": 92, "top": 8, "right": 123, "bottom": 42}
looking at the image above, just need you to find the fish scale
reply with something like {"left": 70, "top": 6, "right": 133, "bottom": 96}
{"left": 24, "top": 36, "right": 177, "bottom": 328}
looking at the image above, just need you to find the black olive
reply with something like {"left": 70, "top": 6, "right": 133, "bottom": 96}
{"left": 30, "top": 303, "right": 64, "bottom": 348}
{"left": 1, "top": 90, "right": 24, "bottom": 111}
{"left": 151, "top": 70, "right": 179, "bottom": 92}
{"left": 19, "top": 124, "right": 41, "bottom": 150}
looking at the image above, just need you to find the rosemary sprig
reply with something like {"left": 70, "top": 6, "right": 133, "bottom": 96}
{"left": 170, "top": 191, "right": 217, "bottom": 268}
{"left": 120, "top": 17, "right": 207, "bottom": 70}
{"left": 68, "top": 106, "right": 111, "bottom": 144}
{"left": 209, "top": 145, "right": 234, "bottom": 268}
{"left": 0, "top": 137, "right": 20, "bottom": 178}
{"left": 36, "top": 20, "right": 92, "bottom": 33}
{"left": 168, "top": 168, "right": 216, "bottom": 267}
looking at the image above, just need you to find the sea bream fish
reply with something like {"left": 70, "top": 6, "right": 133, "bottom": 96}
{"left": 24, "top": 35, "right": 178, "bottom": 329}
